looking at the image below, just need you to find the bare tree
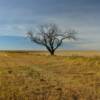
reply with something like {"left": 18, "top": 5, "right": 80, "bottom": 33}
{"left": 27, "top": 24, "right": 77, "bottom": 55}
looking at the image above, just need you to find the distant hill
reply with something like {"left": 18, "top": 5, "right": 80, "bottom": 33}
{"left": 0, "top": 36, "right": 97, "bottom": 51}
{"left": 0, "top": 36, "right": 81, "bottom": 50}
{"left": 0, "top": 36, "right": 44, "bottom": 50}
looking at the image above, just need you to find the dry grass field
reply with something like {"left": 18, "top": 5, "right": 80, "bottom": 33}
{"left": 0, "top": 51, "right": 100, "bottom": 100}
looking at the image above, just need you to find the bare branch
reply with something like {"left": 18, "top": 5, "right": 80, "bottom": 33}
{"left": 27, "top": 24, "right": 77, "bottom": 55}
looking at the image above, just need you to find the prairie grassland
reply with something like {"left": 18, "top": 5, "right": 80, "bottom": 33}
{"left": 0, "top": 51, "right": 100, "bottom": 100}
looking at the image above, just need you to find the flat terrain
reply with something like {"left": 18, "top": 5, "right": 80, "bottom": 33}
{"left": 0, "top": 51, "right": 100, "bottom": 100}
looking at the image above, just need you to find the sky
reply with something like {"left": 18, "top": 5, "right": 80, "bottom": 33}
{"left": 0, "top": 0, "right": 100, "bottom": 50}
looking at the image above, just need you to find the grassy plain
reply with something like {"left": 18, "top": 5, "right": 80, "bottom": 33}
{"left": 0, "top": 51, "right": 100, "bottom": 100}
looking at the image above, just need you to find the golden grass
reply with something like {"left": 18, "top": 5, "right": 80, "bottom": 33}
{"left": 0, "top": 51, "right": 99, "bottom": 100}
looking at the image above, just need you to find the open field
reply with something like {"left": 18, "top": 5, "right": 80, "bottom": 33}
{"left": 0, "top": 51, "right": 100, "bottom": 100}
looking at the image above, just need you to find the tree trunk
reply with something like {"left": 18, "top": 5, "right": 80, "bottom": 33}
{"left": 46, "top": 46, "right": 55, "bottom": 56}
{"left": 50, "top": 50, "right": 55, "bottom": 56}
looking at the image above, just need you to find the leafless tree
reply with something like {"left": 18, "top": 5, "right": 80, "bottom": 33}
{"left": 27, "top": 24, "right": 77, "bottom": 55}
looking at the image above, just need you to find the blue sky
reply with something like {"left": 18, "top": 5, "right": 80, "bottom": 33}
{"left": 0, "top": 0, "right": 100, "bottom": 50}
